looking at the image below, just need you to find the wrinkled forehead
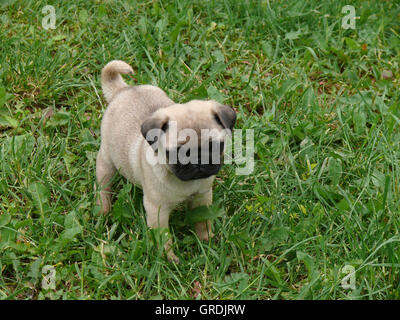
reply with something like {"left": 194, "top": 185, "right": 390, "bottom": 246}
{"left": 164, "top": 124, "right": 226, "bottom": 149}
{"left": 167, "top": 102, "right": 214, "bottom": 124}
{"left": 158, "top": 100, "right": 228, "bottom": 149}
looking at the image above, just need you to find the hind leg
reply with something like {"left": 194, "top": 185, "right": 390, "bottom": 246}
{"left": 95, "top": 148, "right": 116, "bottom": 214}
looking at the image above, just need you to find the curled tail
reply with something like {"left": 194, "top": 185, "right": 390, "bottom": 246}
{"left": 101, "top": 60, "right": 134, "bottom": 103}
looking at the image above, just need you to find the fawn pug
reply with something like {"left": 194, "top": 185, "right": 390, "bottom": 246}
{"left": 96, "top": 60, "right": 236, "bottom": 262}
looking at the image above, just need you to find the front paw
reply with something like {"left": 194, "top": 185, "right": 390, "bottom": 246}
{"left": 197, "top": 230, "right": 214, "bottom": 242}
{"left": 164, "top": 237, "right": 179, "bottom": 263}
{"left": 167, "top": 250, "right": 180, "bottom": 264}
{"left": 96, "top": 194, "right": 111, "bottom": 214}
{"left": 195, "top": 221, "right": 213, "bottom": 241}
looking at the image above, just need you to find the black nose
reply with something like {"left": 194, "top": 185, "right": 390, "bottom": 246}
{"left": 172, "top": 162, "right": 222, "bottom": 181}
{"left": 170, "top": 139, "right": 224, "bottom": 181}
{"left": 165, "top": 139, "right": 224, "bottom": 167}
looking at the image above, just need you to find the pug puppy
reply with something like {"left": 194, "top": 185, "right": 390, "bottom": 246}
{"left": 96, "top": 60, "right": 236, "bottom": 263}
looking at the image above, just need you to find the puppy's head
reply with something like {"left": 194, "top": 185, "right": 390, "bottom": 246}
{"left": 141, "top": 100, "right": 236, "bottom": 181}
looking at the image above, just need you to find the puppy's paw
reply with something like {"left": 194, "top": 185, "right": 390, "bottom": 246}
{"left": 197, "top": 230, "right": 214, "bottom": 242}
{"left": 96, "top": 193, "right": 111, "bottom": 215}
{"left": 167, "top": 251, "right": 180, "bottom": 264}
{"left": 195, "top": 221, "right": 213, "bottom": 242}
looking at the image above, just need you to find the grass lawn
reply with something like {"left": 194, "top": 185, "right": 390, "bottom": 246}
{"left": 0, "top": 0, "right": 399, "bottom": 299}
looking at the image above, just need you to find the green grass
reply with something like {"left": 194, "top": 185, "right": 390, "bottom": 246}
{"left": 0, "top": 0, "right": 400, "bottom": 299}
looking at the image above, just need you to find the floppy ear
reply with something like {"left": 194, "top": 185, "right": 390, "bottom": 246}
{"left": 214, "top": 104, "right": 236, "bottom": 131}
{"left": 141, "top": 115, "right": 169, "bottom": 151}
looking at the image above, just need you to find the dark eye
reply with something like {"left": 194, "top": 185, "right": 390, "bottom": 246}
{"left": 177, "top": 145, "right": 191, "bottom": 157}
{"left": 161, "top": 121, "right": 169, "bottom": 132}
